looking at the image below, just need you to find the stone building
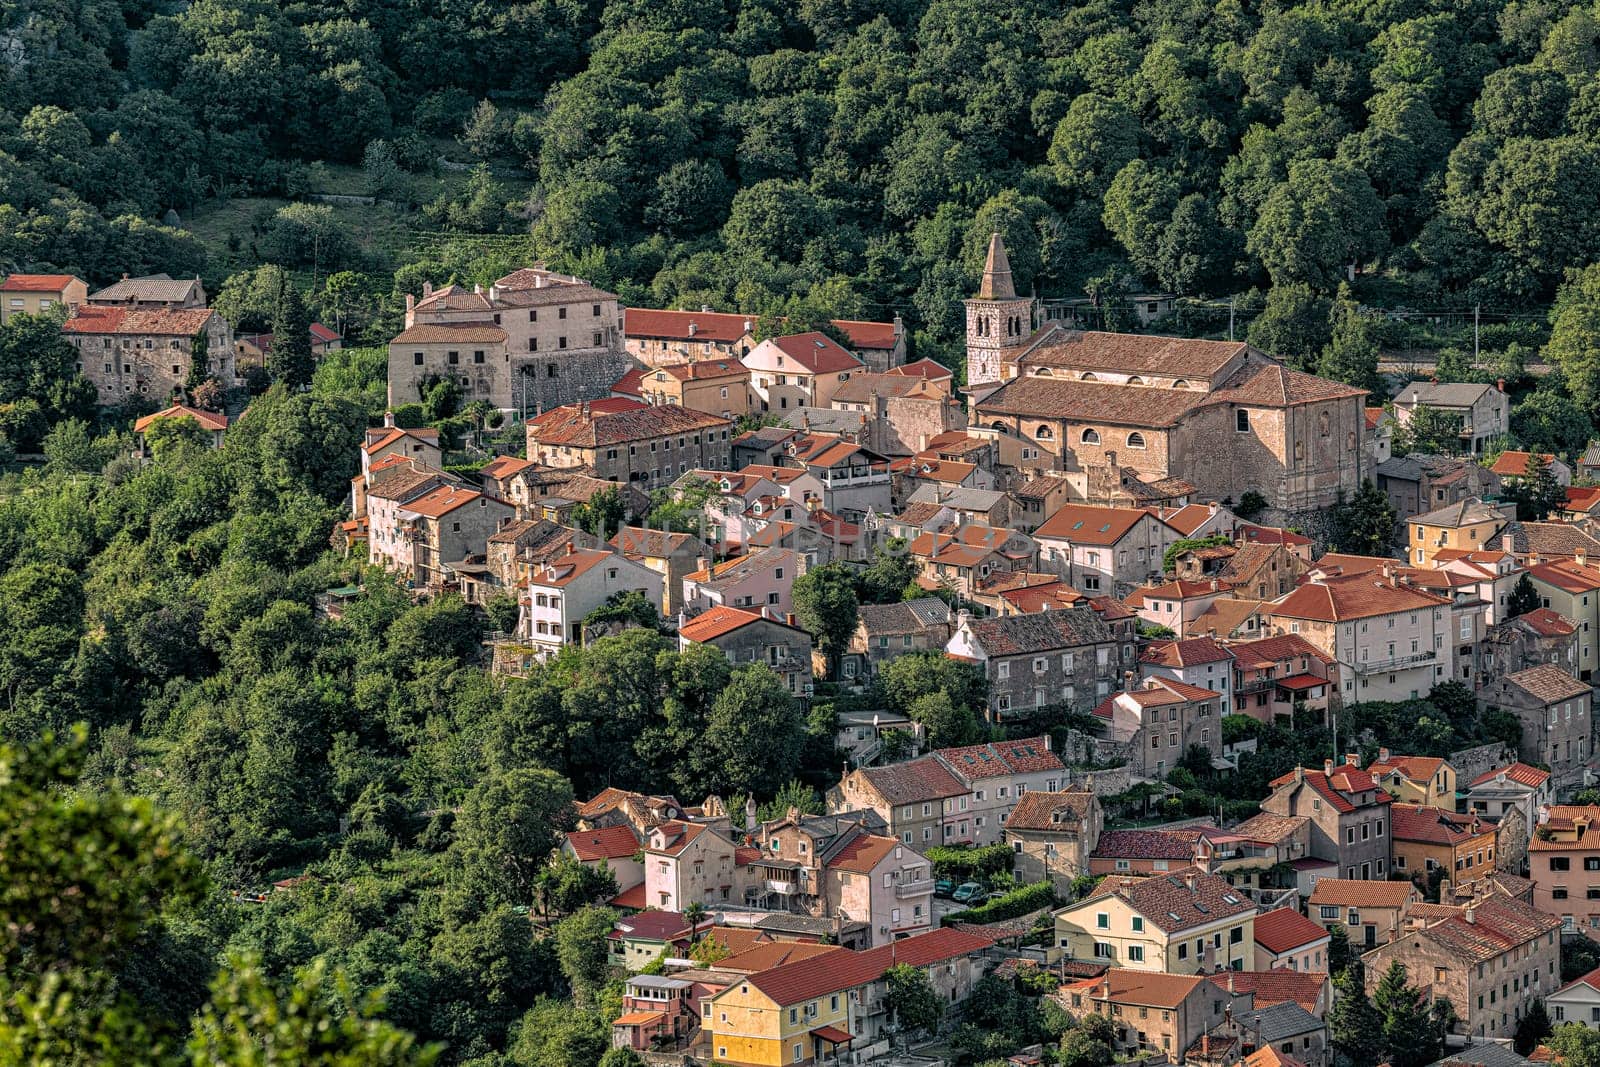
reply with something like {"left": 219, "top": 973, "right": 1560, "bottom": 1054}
{"left": 1002, "top": 790, "right": 1103, "bottom": 893}
{"left": 87, "top": 273, "right": 206, "bottom": 309}
{"left": 1391, "top": 381, "right": 1509, "bottom": 456}
{"left": 742, "top": 332, "right": 864, "bottom": 413}
{"left": 1359, "top": 895, "right": 1560, "bottom": 1041}
{"left": 366, "top": 478, "right": 514, "bottom": 590}
{"left": 1387, "top": 803, "right": 1498, "bottom": 892}
{"left": 945, "top": 606, "right": 1134, "bottom": 723}
{"left": 1059, "top": 970, "right": 1222, "bottom": 1063}
{"left": 388, "top": 267, "right": 631, "bottom": 412}
{"left": 611, "top": 526, "right": 711, "bottom": 615}
{"left": 65, "top": 305, "right": 234, "bottom": 405}
{"left": 828, "top": 372, "right": 964, "bottom": 457}
{"left": 1307, "top": 879, "right": 1418, "bottom": 949}
{"left": 963, "top": 233, "right": 1037, "bottom": 401}
{"left": 634, "top": 358, "right": 751, "bottom": 419}
{"left": 1374, "top": 454, "right": 1502, "bottom": 525}
{"left": 841, "top": 598, "right": 954, "bottom": 683}
{"left": 1529, "top": 804, "right": 1600, "bottom": 933}
{"left": 1091, "top": 679, "right": 1224, "bottom": 778}
{"left": 1260, "top": 758, "right": 1392, "bottom": 880}
{"left": 970, "top": 318, "right": 1370, "bottom": 514}
{"left": 524, "top": 399, "right": 732, "bottom": 490}
{"left": 676, "top": 605, "right": 814, "bottom": 697}
{"left": 1054, "top": 868, "right": 1257, "bottom": 973}
{"left": 1477, "top": 664, "right": 1593, "bottom": 794}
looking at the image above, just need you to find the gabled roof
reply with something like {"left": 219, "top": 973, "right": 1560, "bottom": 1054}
{"left": 1498, "top": 663, "right": 1590, "bottom": 704}
{"left": 684, "top": 547, "right": 794, "bottom": 590}
{"left": 753, "top": 332, "right": 863, "bottom": 375}
{"left": 480, "top": 454, "right": 533, "bottom": 479}
{"left": 1205, "top": 971, "right": 1327, "bottom": 1015}
{"left": 1528, "top": 557, "right": 1600, "bottom": 593}
{"left": 1490, "top": 451, "right": 1558, "bottom": 477}
{"left": 1468, "top": 762, "right": 1551, "bottom": 790}
{"left": 1307, "top": 878, "right": 1416, "bottom": 908}
{"left": 887, "top": 358, "right": 953, "bottom": 381}
{"left": 527, "top": 547, "right": 624, "bottom": 588}
{"left": 63, "top": 305, "right": 214, "bottom": 336}
{"left": 1555, "top": 964, "right": 1600, "bottom": 997}
{"left": 1019, "top": 329, "right": 1246, "bottom": 379}
{"left": 1408, "top": 895, "right": 1561, "bottom": 964}
{"left": 1389, "top": 803, "right": 1491, "bottom": 846}
{"left": 1061, "top": 968, "right": 1206, "bottom": 1009}
{"left": 1090, "top": 829, "right": 1202, "bottom": 861}
{"left": 826, "top": 832, "right": 902, "bottom": 874}
{"left": 830, "top": 319, "right": 899, "bottom": 350}
{"left": 962, "top": 607, "right": 1112, "bottom": 657}
{"left": 856, "top": 598, "right": 952, "bottom": 636}
{"left": 86, "top": 273, "right": 200, "bottom": 304}
{"left": 1269, "top": 575, "right": 1450, "bottom": 622}
{"left": 1239, "top": 524, "right": 1313, "bottom": 548}
{"left": 1269, "top": 764, "right": 1388, "bottom": 814}
{"left": 976, "top": 375, "right": 1208, "bottom": 427}
{"left": 133, "top": 403, "right": 228, "bottom": 433}
{"left": 717, "top": 941, "right": 843, "bottom": 973}
{"left": 1, "top": 273, "right": 79, "bottom": 292}
{"left": 1161, "top": 503, "right": 1226, "bottom": 537}
{"left": 1075, "top": 867, "right": 1255, "bottom": 933}
{"left": 364, "top": 426, "right": 440, "bottom": 456}
{"left": 1397, "top": 381, "right": 1494, "bottom": 407}
{"left": 400, "top": 484, "right": 490, "bottom": 519}
{"left": 1367, "top": 754, "right": 1447, "bottom": 785}
{"left": 1414, "top": 497, "right": 1506, "bottom": 528}
{"left": 856, "top": 757, "right": 967, "bottom": 805}
{"left": 1035, "top": 504, "right": 1158, "bottom": 545}
{"left": 565, "top": 825, "right": 641, "bottom": 861}
{"left": 527, "top": 401, "right": 730, "bottom": 447}
{"left": 624, "top": 307, "right": 752, "bottom": 343}
{"left": 1002, "top": 791, "right": 1097, "bottom": 832}
{"left": 1210, "top": 361, "right": 1370, "bottom": 406}
{"left": 612, "top": 526, "right": 699, "bottom": 558}
{"left": 936, "top": 736, "right": 1061, "bottom": 779}
{"left": 1225, "top": 633, "right": 1332, "bottom": 667}
{"left": 740, "top": 927, "right": 992, "bottom": 1006}
{"left": 390, "top": 321, "right": 506, "bottom": 344}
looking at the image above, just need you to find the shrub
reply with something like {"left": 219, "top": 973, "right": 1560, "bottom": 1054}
{"left": 941, "top": 880, "right": 1056, "bottom": 925}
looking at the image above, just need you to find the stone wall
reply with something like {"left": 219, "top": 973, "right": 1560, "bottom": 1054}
{"left": 1450, "top": 742, "right": 1515, "bottom": 787}
{"left": 513, "top": 349, "right": 636, "bottom": 413}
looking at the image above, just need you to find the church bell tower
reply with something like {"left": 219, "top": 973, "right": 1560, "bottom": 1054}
{"left": 963, "top": 232, "right": 1035, "bottom": 401}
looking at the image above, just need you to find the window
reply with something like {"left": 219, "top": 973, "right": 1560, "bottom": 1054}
{"left": 1094, "top": 942, "right": 1113, "bottom": 959}
{"left": 1128, "top": 946, "right": 1145, "bottom": 962}
{"left": 558, "top": 336, "right": 568, "bottom": 349}
{"left": 413, "top": 352, "right": 424, "bottom": 365}
{"left": 1126, "top": 431, "right": 1146, "bottom": 449}
{"left": 1081, "top": 428, "right": 1100, "bottom": 445}
{"left": 1236, "top": 410, "right": 1250, "bottom": 432}
{"left": 1553, "top": 858, "right": 1572, "bottom": 872}
{"left": 1096, "top": 913, "right": 1109, "bottom": 929}
{"left": 1132, "top": 916, "right": 1143, "bottom": 932}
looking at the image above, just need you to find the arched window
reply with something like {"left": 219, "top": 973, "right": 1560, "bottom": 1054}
{"left": 1081, "top": 372, "right": 1099, "bottom": 382}
{"left": 1033, "top": 367, "right": 1053, "bottom": 377}
{"left": 1348, "top": 431, "right": 1357, "bottom": 450}
{"left": 1173, "top": 379, "right": 1192, "bottom": 390}
{"left": 990, "top": 421, "right": 1009, "bottom": 433}
{"left": 1127, "top": 376, "right": 1145, "bottom": 386}
{"left": 1318, "top": 411, "right": 1331, "bottom": 437}
{"left": 1036, "top": 425, "right": 1055, "bottom": 440}
{"left": 1127, "top": 432, "right": 1146, "bottom": 449}
{"left": 1081, "top": 428, "right": 1101, "bottom": 445}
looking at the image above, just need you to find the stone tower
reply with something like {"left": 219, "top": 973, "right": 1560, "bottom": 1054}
{"left": 963, "top": 232, "right": 1035, "bottom": 398}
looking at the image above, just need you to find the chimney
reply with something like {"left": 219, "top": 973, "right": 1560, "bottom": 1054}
{"left": 1378, "top": 747, "right": 1390, "bottom": 763}
{"left": 695, "top": 556, "right": 709, "bottom": 571}
{"left": 1345, "top": 753, "right": 1359, "bottom": 766}
{"left": 1439, "top": 877, "right": 1452, "bottom": 902}
{"left": 1497, "top": 379, "right": 1506, "bottom": 392}
{"left": 1101, "top": 976, "right": 1111, "bottom": 1000}
{"left": 743, "top": 319, "right": 753, "bottom": 333}
{"left": 701, "top": 304, "right": 712, "bottom": 314}
{"left": 566, "top": 541, "right": 576, "bottom": 555}
{"left": 744, "top": 794, "right": 757, "bottom": 830}
{"left": 580, "top": 401, "right": 590, "bottom": 419}
{"left": 405, "top": 293, "right": 415, "bottom": 315}
{"left": 1184, "top": 872, "right": 1197, "bottom": 891}
{"left": 689, "top": 322, "right": 698, "bottom": 337}
{"left": 1410, "top": 389, "right": 1419, "bottom": 405}
{"left": 423, "top": 281, "right": 432, "bottom": 297}
{"left": 383, "top": 410, "right": 395, "bottom": 428}
{"left": 1464, "top": 907, "right": 1476, "bottom": 924}
{"left": 785, "top": 613, "right": 796, "bottom": 627}
{"left": 473, "top": 283, "right": 481, "bottom": 294}
{"left": 1228, "top": 971, "right": 1236, "bottom": 995}
{"left": 1323, "top": 758, "right": 1334, "bottom": 777}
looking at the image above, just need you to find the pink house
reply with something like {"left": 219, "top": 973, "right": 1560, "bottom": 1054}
{"left": 682, "top": 546, "right": 797, "bottom": 616}
{"left": 612, "top": 975, "right": 695, "bottom": 1051}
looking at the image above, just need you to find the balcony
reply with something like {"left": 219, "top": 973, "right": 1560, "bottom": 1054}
{"left": 1352, "top": 650, "right": 1437, "bottom": 674}
{"left": 894, "top": 878, "right": 935, "bottom": 899}
{"left": 765, "top": 879, "right": 798, "bottom": 894}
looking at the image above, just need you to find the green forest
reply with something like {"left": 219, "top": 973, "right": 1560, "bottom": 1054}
{"left": 12, "top": 0, "right": 1600, "bottom": 1062}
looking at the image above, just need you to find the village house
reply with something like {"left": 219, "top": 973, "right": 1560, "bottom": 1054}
{"left": 681, "top": 546, "right": 797, "bottom": 616}
{"left": 903, "top": 483, "right": 1010, "bottom": 528}
{"left": 1034, "top": 503, "right": 1179, "bottom": 597}
{"left": 1059, "top": 969, "right": 1224, "bottom": 1063}
{"left": 1227, "top": 634, "right": 1339, "bottom": 724}
{"left": 1360, "top": 894, "right": 1560, "bottom": 1041}
{"left": 517, "top": 546, "right": 664, "bottom": 657}
{"left": 946, "top": 607, "right": 1132, "bottom": 722}
{"left": 366, "top": 473, "right": 514, "bottom": 590}
{"left": 133, "top": 404, "right": 229, "bottom": 450}
{"left": 64, "top": 304, "right": 235, "bottom": 405}
{"left": 770, "top": 433, "right": 892, "bottom": 520}
{"left": 742, "top": 331, "right": 865, "bottom": 413}
{"left": 1089, "top": 829, "right": 1205, "bottom": 878}
{"left": 1173, "top": 541, "right": 1307, "bottom": 602}
{"left": 612, "top": 973, "right": 697, "bottom": 1051}
{"left": 610, "top": 526, "right": 710, "bottom": 615}
{"left": 1251, "top": 907, "right": 1331, "bottom": 973}
{"left": 1526, "top": 557, "right": 1600, "bottom": 679}
{"left": 1003, "top": 790, "right": 1103, "bottom": 894}
{"left": 841, "top": 599, "right": 954, "bottom": 683}
{"left": 831, "top": 318, "right": 908, "bottom": 372}
{"left": 1265, "top": 572, "right": 1454, "bottom": 704}
{"left": 908, "top": 524, "right": 1036, "bottom": 599}
{"left": 745, "top": 812, "right": 934, "bottom": 944}
{"left": 622, "top": 307, "right": 757, "bottom": 364}
{"left": 0, "top": 272, "right": 86, "bottom": 322}
{"left": 1194, "top": 815, "right": 1312, "bottom": 899}
{"left": 1140, "top": 637, "right": 1236, "bottom": 717}
{"left": 635, "top": 358, "right": 752, "bottom": 419}
{"left": 833, "top": 710, "right": 922, "bottom": 767}
{"left": 1388, "top": 803, "right": 1498, "bottom": 890}
{"left": 561, "top": 824, "right": 645, "bottom": 895}
{"left": 700, "top": 927, "right": 992, "bottom": 1067}
{"left": 1408, "top": 498, "right": 1513, "bottom": 566}
{"left": 1366, "top": 751, "right": 1455, "bottom": 807}
{"left": 1501, "top": 521, "right": 1600, "bottom": 568}
{"left": 1477, "top": 664, "right": 1592, "bottom": 794}
{"left": 234, "top": 322, "right": 341, "bottom": 369}
{"left": 828, "top": 372, "right": 963, "bottom": 457}
{"left": 643, "top": 820, "right": 744, "bottom": 911}
{"left": 1011, "top": 474, "right": 1075, "bottom": 533}
{"left": 1260, "top": 759, "right": 1392, "bottom": 880}
{"left": 1490, "top": 449, "right": 1572, "bottom": 487}
{"left": 1365, "top": 406, "right": 1396, "bottom": 466}
{"left": 363, "top": 418, "right": 442, "bottom": 476}
{"left": 577, "top": 787, "right": 691, "bottom": 835}
{"left": 1529, "top": 805, "right": 1600, "bottom": 935}
{"left": 677, "top": 605, "right": 814, "bottom": 697}
{"left": 1306, "top": 879, "right": 1419, "bottom": 949}
{"left": 933, "top": 736, "right": 1067, "bottom": 846}
{"left": 1205, "top": 971, "right": 1330, "bottom": 1019}
{"left": 1090, "top": 678, "right": 1224, "bottom": 779}
{"left": 1128, "top": 579, "right": 1241, "bottom": 639}
{"left": 1551, "top": 967, "right": 1600, "bottom": 1031}
{"left": 969, "top": 284, "right": 1370, "bottom": 512}
{"left": 827, "top": 757, "right": 967, "bottom": 850}
{"left": 389, "top": 268, "right": 630, "bottom": 412}
{"left": 1392, "top": 381, "right": 1510, "bottom": 456}
{"left": 1463, "top": 763, "right": 1552, "bottom": 830}
{"left": 524, "top": 399, "right": 733, "bottom": 491}
{"left": 1375, "top": 454, "right": 1502, "bottom": 525}
{"left": 87, "top": 273, "right": 205, "bottom": 309}
{"left": 1054, "top": 868, "right": 1257, "bottom": 974}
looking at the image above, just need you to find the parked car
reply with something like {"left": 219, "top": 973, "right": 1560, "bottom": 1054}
{"left": 951, "top": 882, "right": 984, "bottom": 904}
{"left": 934, "top": 879, "right": 955, "bottom": 898}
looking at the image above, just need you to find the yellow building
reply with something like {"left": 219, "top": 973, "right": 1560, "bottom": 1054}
{"left": 0, "top": 272, "right": 86, "bottom": 322}
{"left": 1389, "top": 803, "right": 1499, "bottom": 891}
{"left": 1054, "top": 868, "right": 1257, "bottom": 974}
{"left": 702, "top": 928, "right": 991, "bottom": 1066}
{"left": 1408, "top": 497, "right": 1510, "bottom": 566}
{"left": 1527, "top": 558, "right": 1600, "bottom": 680}
{"left": 1366, "top": 751, "right": 1455, "bottom": 806}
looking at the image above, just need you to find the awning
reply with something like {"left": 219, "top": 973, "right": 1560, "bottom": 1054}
{"left": 1277, "top": 674, "right": 1325, "bottom": 691}
{"left": 812, "top": 1025, "right": 853, "bottom": 1045}
{"left": 613, "top": 1011, "right": 666, "bottom": 1026}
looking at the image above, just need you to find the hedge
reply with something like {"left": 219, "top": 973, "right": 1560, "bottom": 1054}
{"left": 941, "top": 880, "right": 1057, "bottom": 926}
{"left": 925, "top": 843, "right": 1013, "bottom": 881}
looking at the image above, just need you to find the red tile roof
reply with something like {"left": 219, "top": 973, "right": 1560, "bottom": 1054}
{"left": 1269, "top": 765, "right": 1389, "bottom": 814}
{"left": 1388, "top": 804, "right": 1491, "bottom": 846}
{"left": 611, "top": 882, "right": 647, "bottom": 909}
{"left": 612, "top": 366, "right": 645, "bottom": 397}
{"left": 1224, "top": 633, "right": 1332, "bottom": 667}
{"left": 1252, "top": 907, "right": 1330, "bottom": 955}
{"left": 389, "top": 321, "right": 506, "bottom": 344}
{"left": 1270, "top": 575, "right": 1450, "bottom": 622}
{"left": 566, "top": 825, "right": 642, "bottom": 861}
{"left": 1500, "top": 663, "right": 1591, "bottom": 704}
{"left": 527, "top": 401, "right": 730, "bottom": 447}
{"left": 1, "top": 273, "right": 78, "bottom": 291}
{"left": 830, "top": 319, "right": 897, "bottom": 350}
{"left": 1528, "top": 558, "right": 1600, "bottom": 593}
{"left": 1469, "top": 762, "right": 1551, "bottom": 789}
{"left": 133, "top": 403, "right": 228, "bottom": 433}
{"left": 1090, "top": 830, "right": 1200, "bottom": 862}
{"left": 1516, "top": 608, "right": 1577, "bottom": 637}
{"left": 827, "top": 833, "right": 899, "bottom": 874}
{"left": 1078, "top": 868, "right": 1255, "bottom": 933}
{"left": 401, "top": 484, "right": 489, "bottom": 518}
{"left": 1021, "top": 330, "right": 1248, "bottom": 379}
{"left": 1366, "top": 754, "right": 1447, "bottom": 785}
{"left": 1036, "top": 504, "right": 1157, "bottom": 545}
{"left": 480, "top": 454, "right": 533, "bottom": 479}
{"left": 937, "top": 736, "right": 1061, "bottom": 778}
{"left": 1556, "top": 964, "right": 1600, "bottom": 996}
{"left": 1490, "top": 451, "right": 1558, "bottom": 476}
{"left": 1240, "top": 524, "right": 1313, "bottom": 548}
{"left": 1205, "top": 971, "right": 1327, "bottom": 1015}
{"left": 856, "top": 757, "right": 967, "bottom": 805}
{"left": 677, "top": 605, "right": 766, "bottom": 643}
{"left": 63, "top": 305, "right": 215, "bottom": 335}
{"left": 1411, "top": 894, "right": 1560, "bottom": 963}
{"left": 624, "top": 307, "right": 751, "bottom": 343}
{"left": 1061, "top": 968, "right": 1207, "bottom": 1009}
{"left": 887, "top": 358, "right": 953, "bottom": 381}
{"left": 1140, "top": 637, "right": 1233, "bottom": 667}
{"left": 1307, "top": 879, "right": 1417, "bottom": 909}
{"left": 760, "top": 332, "right": 863, "bottom": 375}
{"left": 718, "top": 941, "right": 842, "bottom": 973}
{"left": 742, "top": 927, "right": 992, "bottom": 1005}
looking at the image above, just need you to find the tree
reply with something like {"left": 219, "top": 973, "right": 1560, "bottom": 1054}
{"left": 485, "top": 592, "right": 521, "bottom": 633}
{"left": 583, "top": 590, "right": 662, "bottom": 634}
{"left": 1396, "top": 406, "right": 1465, "bottom": 456}
{"left": 571, "top": 486, "right": 624, "bottom": 537}
{"left": 699, "top": 664, "right": 805, "bottom": 796}
{"left": 1549, "top": 264, "right": 1600, "bottom": 418}
{"left": 1247, "top": 283, "right": 1333, "bottom": 369}
{"left": 1329, "top": 965, "right": 1384, "bottom": 1066}
{"left": 908, "top": 691, "right": 983, "bottom": 749}
{"left": 553, "top": 906, "right": 615, "bottom": 1006}
{"left": 1248, "top": 160, "right": 1387, "bottom": 290}
{"left": 363, "top": 139, "right": 401, "bottom": 197}
{"left": 269, "top": 279, "right": 316, "bottom": 390}
{"left": 1318, "top": 288, "right": 1381, "bottom": 391}
{"left": 1513, "top": 389, "right": 1592, "bottom": 459}
{"left": 1505, "top": 454, "right": 1566, "bottom": 521}
{"left": 1516, "top": 999, "right": 1552, "bottom": 1055}
{"left": 857, "top": 540, "right": 916, "bottom": 604}
{"left": 1058, "top": 1027, "right": 1115, "bottom": 1067}
{"left": 1474, "top": 138, "right": 1600, "bottom": 282}
{"left": 450, "top": 767, "right": 575, "bottom": 905}
{"left": 792, "top": 563, "right": 859, "bottom": 678}
{"left": 1331, "top": 481, "right": 1396, "bottom": 555}
{"left": 1049, "top": 94, "right": 1140, "bottom": 198}
{"left": 1373, "top": 960, "right": 1448, "bottom": 1067}
{"left": 884, "top": 964, "right": 943, "bottom": 1036}
{"left": 1327, "top": 924, "right": 1353, "bottom": 977}
{"left": 1549, "top": 1024, "right": 1600, "bottom": 1067}
{"left": 188, "top": 956, "right": 441, "bottom": 1066}
{"left": 535, "top": 858, "right": 619, "bottom": 918}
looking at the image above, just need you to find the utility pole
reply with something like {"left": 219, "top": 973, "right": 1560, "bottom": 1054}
{"left": 1228, "top": 297, "right": 1235, "bottom": 342}
{"left": 1474, "top": 305, "right": 1480, "bottom": 363}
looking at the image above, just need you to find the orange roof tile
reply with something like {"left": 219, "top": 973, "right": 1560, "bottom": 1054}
{"left": 1252, "top": 908, "right": 1330, "bottom": 955}
{"left": 1036, "top": 504, "right": 1160, "bottom": 545}
{"left": 1061, "top": 968, "right": 1206, "bottom": 1009}
{"left": 133, "top": 403, "right": 228, "bottom": 433}
{"left": 1, "top": 273, "right": 78, "bottom": 292}
{"left": 1307, "top": 879, "right": 1417, "bottom": 909}
{"left": 566, "top": 825, "right": 642, "bottom": 861}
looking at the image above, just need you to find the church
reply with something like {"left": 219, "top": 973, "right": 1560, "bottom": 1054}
{"left": 962, "top": 234, "right": 1371, "bottom": 513}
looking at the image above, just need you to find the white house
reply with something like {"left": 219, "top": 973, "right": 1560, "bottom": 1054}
{"left": 519, "top": 546, "right": 664, "bottom": 657}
